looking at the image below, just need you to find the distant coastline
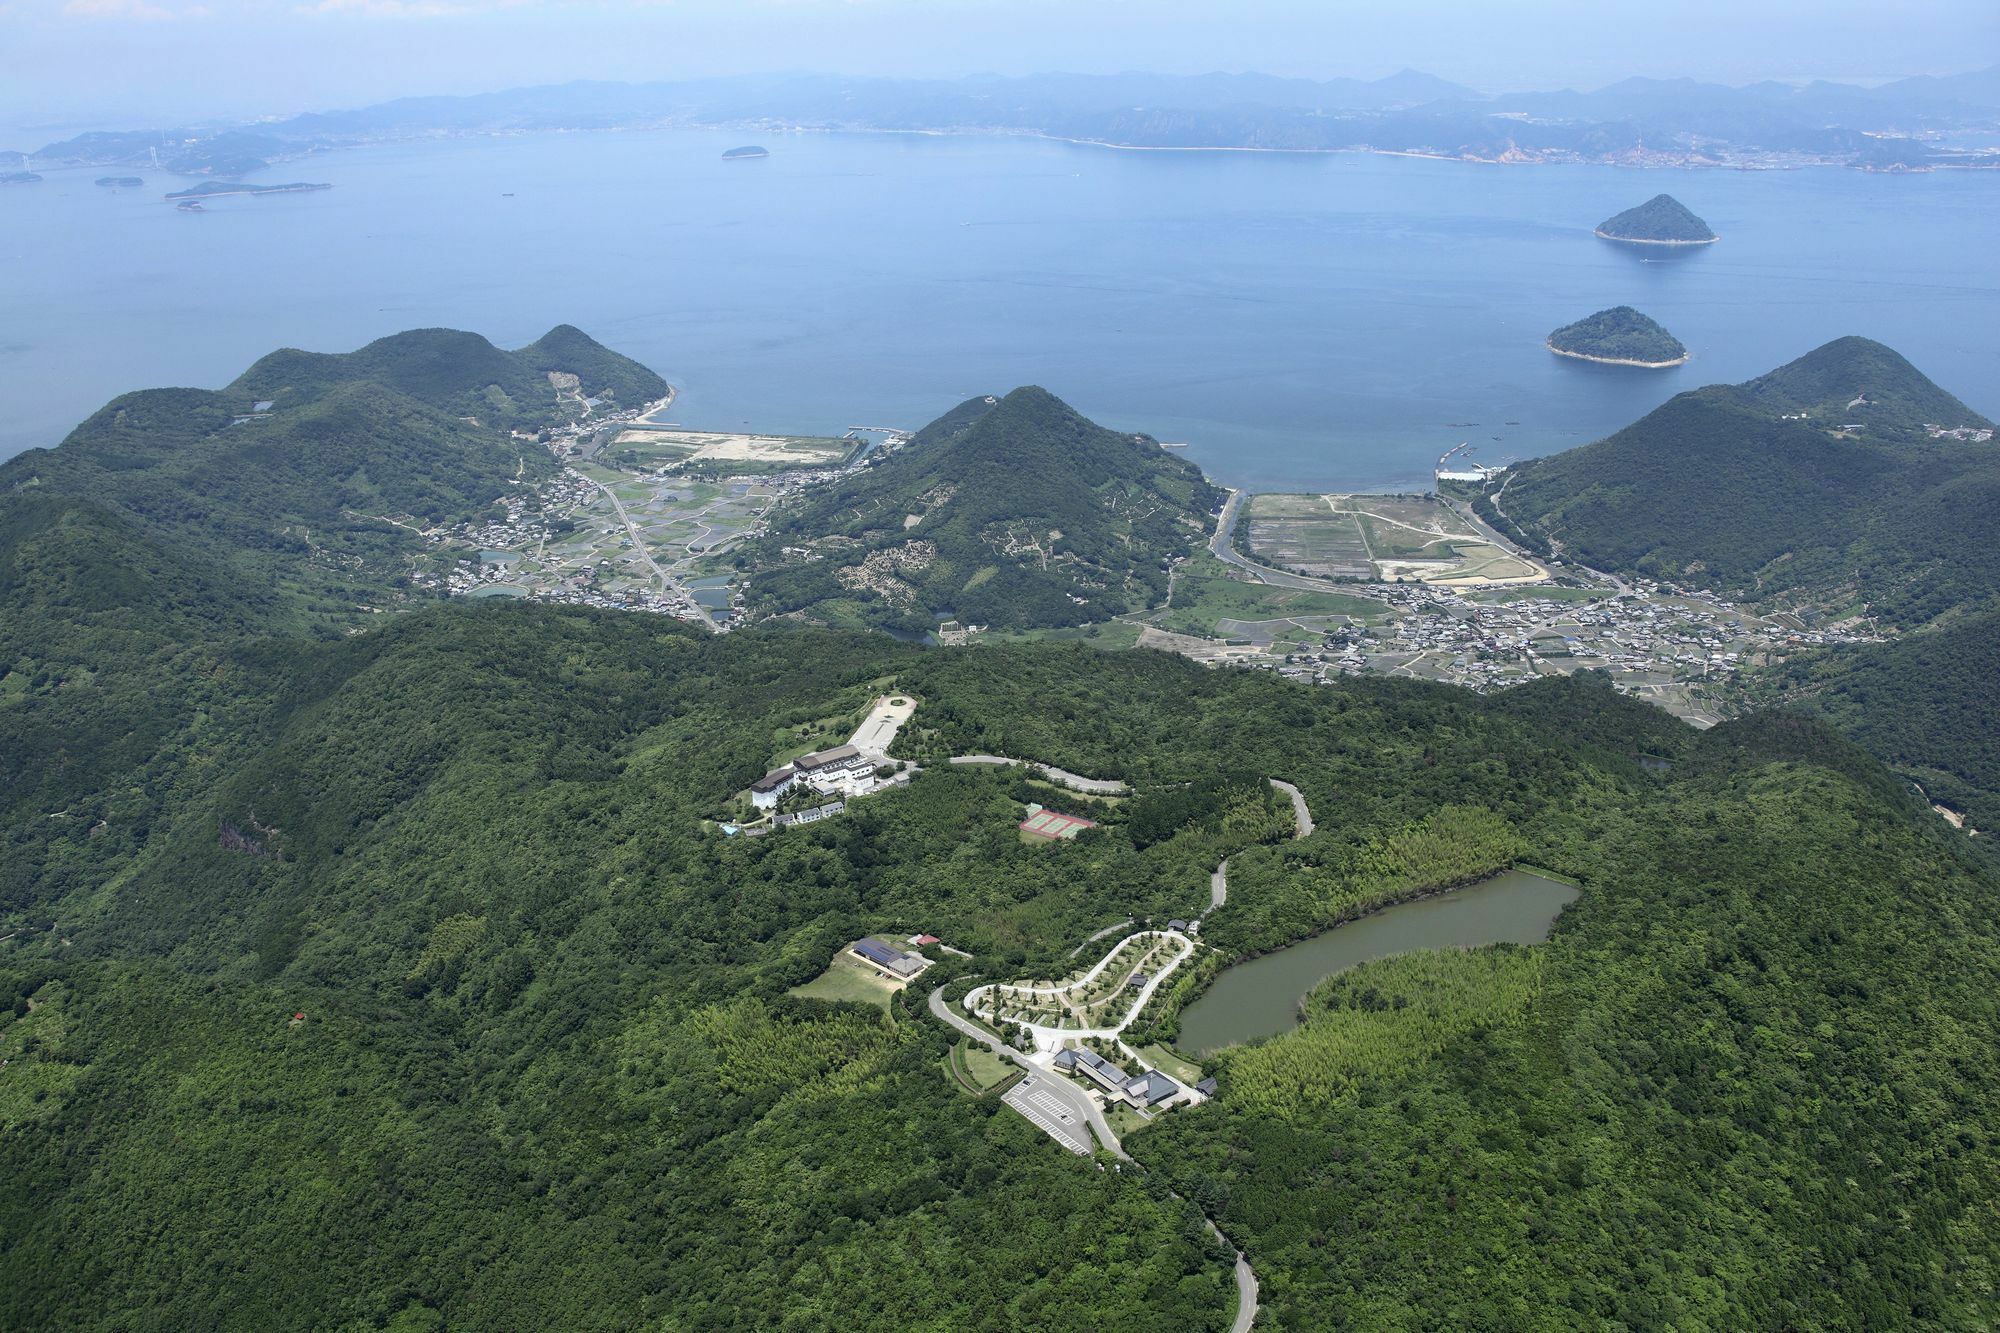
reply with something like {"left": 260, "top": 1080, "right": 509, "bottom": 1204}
{"left": 1546, "top": 339, "right": 1690, "bottom": 369}
{"left": 163, "top": 181, "right": 333, "bottom": 201}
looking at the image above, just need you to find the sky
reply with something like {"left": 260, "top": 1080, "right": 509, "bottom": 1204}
{"left": 3, "top": 0, "right": 1996, "bottom": 141}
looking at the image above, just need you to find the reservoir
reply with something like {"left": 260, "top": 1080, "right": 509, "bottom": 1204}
{"left": 1176, "top": 868, "right": 1579, "bottom": 1054}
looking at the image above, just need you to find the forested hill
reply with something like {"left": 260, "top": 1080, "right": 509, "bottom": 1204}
{"left": 1486, "top": 337, "right": 1999, "bottom": 624}
{"left": 740, "top": 386, "right": 1223, "bottom": 632}
{"left": 5, "top": 596, "right": 2000, "bottom": 1327}
{"left": 1489, "top": 336, "right": 2000, "bottom": 840}
{"left": 0, "top": 325, "right": 661, "bottom": 637}
{"left": 7, "top": 334, "right": 2000, "bottom": 1328}
{"left": 1594, "top": 192, "right": 1716, "bottom": 242}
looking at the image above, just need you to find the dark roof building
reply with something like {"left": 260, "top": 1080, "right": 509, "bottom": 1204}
{"left": 1128, "top": 971, "right": 1149, "bottom": 990}
{"left": 751, "top": 766, "right": 795, "bottom": 793}
{"left": 852, "top": 936, "right": 924, "bottom": 978}
{"left": 1195, "top": 1077, "right": 1218, "bottom": 1098}
{"left": 1124, "top": 1070, "right": 1180, "bottom": 1106}
{"left": 1167, "top": 919, "right": 1188, "bottom": 933}
{"left": 1071, "top": 1048, "right": 1131, "bottom": 1094}
{"left": 795, "top": 743, "right": 865, "bottom": 774}
{"left": 1053, "top": 1049, "right": 1080, "bottom": 1071}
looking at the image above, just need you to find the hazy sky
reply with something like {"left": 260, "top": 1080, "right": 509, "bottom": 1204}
{"left": 4, "top": 0, "right": 1996, "bottom": 139}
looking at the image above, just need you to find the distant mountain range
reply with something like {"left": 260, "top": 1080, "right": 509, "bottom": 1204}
{"left": 15, "top": 65, "right": 2000, "bottom": 175}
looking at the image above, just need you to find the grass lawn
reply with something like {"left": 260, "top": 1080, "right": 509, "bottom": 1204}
{"left": 1105, "top": 1105, "right": 1153, "bottom": 1139}
{"left": 960, "top": 1043, "right": 1016, "bottom": 1089}
{"left": 1136, "top": 1043, "right": 1205, "bottom": 1085}
{"left": 787, "top": 956, "right": 900, "bottom": 1010}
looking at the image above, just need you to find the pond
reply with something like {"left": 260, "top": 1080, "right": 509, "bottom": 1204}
{"left": 1175, "top": 869, "right": 1579, "bottom": 1055}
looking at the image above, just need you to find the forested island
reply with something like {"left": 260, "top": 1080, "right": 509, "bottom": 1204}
{"left": 1595, "top": 193, "right": 1717, "bottom": 244}
{"left": 94, "top": 175, "right": 144, "bottom": 187}
{"left": 722, "top": 144, "right": 771, "bottom": 159}
{"left": 1546, "top": 306, "right": 1689, "bottom": 367}
{"left": 0, "top": 170, "right": 42, "bottom": 185}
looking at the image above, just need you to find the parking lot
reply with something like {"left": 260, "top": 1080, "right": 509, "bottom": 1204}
{"left": 1003, "top": 1075, "right": 1093, "bottom": 1155}
{"left": 850, "top": 694, "right": 917, "bottom": 755}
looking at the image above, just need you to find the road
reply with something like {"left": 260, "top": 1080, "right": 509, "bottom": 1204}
{"left": 579, "top": 472, "right": 718, "bottom": 632}
{"left": 948, "top": 755, "right": 1128, "bottom": 794}
{"left": 1269, "top": 778, "right": 1314, "bottom": 837}
{"left": 1215, "top": 779, "right": 1316, "bottom": 909}
{"left": 928, "top": 986, "right": 1125, "bottom": 1157}
{"left": 1209, "top": 488, "right": 1367, "bottom": 593}
{"left": 1067, "top": 917, "right": 1136, "bottom": 959}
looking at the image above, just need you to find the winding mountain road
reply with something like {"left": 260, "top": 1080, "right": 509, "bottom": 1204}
{"left": 948, "top": 755, "right": 1128, "bottom": 794}
{"left": 1213, "top": 777, "right": 1316, "bottom": 909}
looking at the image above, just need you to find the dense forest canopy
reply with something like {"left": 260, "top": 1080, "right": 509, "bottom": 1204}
{"left": 740, "top": 386, "right": 1224, "bottom": 633}
{"left": 1546, "top": 305, "right": 1688, "bottom": 364}
{"left": 5, "top": 328, "right": 2000, "bottom": 1330}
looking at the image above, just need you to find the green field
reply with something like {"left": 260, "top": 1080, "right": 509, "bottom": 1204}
{"left": 788, "top": 956, "right": 901, "bottom": 1010}
{"left": 1156, "top": 554, "right": 1387, "bottom": 636}
{"left": 945, "top": 1042, "right": 1018, "bottom": 1095}
{"left": 1136, "top": 1043, "right": 1205, "bottom": 1086}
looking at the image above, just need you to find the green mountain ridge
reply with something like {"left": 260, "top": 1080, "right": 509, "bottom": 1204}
{"left": 742, "top": 385, "right": 1224, "bottom": 632}
{"left": 1488, "top": 333, "right": 2000, "bottom": 860}
{"left": 5, "top": 328, "right": 2000, "bottom": 1329}
{"left": 1489, "top": 336, "right": 1997, "bottom": 620}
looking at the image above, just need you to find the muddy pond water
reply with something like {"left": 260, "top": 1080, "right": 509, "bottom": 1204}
{"left": 1175, "top": 869, "right": 1579, "bottom": 1055}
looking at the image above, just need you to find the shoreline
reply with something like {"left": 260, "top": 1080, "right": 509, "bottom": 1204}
{"left": 1546, "top": 339, "right": 1689, "bottom": 369}
{"left": 1593, "top": 227, "right": 1719, "bottom": 245}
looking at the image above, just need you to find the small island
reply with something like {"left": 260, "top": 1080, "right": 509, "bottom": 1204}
{"left": 1546, "top": 306, "right": 1689, "bottom": 368}
{"left": 722, "top": 145, "right": 770, "bottom": 160}
{"left": 1595, "top": 193, "right": 1717, "bottom": 245}
{"left": 163, "top": 181, "right": 332, "bottom": 201}
{"left": 96, "top": 176, "right": 144, "bottom": 188}
{"left": 1, "top": 170, "right": 42, "bottom": 186}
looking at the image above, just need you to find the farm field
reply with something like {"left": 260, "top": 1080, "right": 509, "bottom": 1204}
{"left": 1156, "top": 552, "right": 1387, "bottom": 637}
{"left": 1248, "top": 493, "right": 1545, "bottom": 587}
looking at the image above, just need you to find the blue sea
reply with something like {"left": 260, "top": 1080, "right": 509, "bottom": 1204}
{"left": 4, "top": 127, "right": 1996, "bottom": 490}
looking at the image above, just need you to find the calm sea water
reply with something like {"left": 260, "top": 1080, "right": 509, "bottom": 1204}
{"left": 4, "top": 128, "right": 1997, "bottom": 489}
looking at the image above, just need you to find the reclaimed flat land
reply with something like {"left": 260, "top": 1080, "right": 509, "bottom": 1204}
{"left": 787, "top": 954, "right": 901, "bottom": 1009}
{"left": 1325, "top": 494, "right": 1546, "bottom": 586}
{"left": 1246, "top": 493, "right": 1372, "bottom": 578}
{"left": 614, "top": 430, "right": 859, "bottom": 471}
